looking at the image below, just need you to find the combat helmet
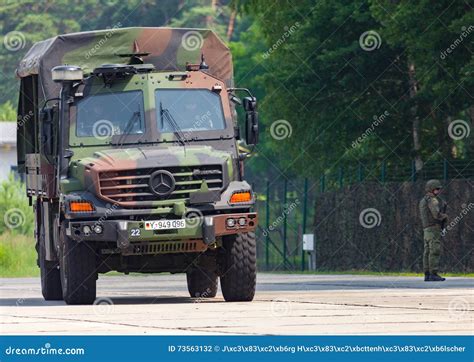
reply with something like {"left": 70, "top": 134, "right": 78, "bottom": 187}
{"left": 425, "top": 179, "right": 443, "bottom": 193}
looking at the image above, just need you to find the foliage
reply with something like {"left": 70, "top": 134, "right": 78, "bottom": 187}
{"left": 0, "top": 101, "right": 16, "bottom": 121}
{"left": 0, "top": 0, "right": 471, "bottom": 181}
{"left": 0, "top": 174, "right": 34, "bottom": 236}
{"left": 234, "top": 0, "right": 473, "bottom": 179}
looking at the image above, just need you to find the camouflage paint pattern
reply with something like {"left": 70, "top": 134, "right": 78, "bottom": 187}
{"left": 423, "top": 225, "right": 442, "bottom": 273}
{"left": 17, "top": 27, "right": 256, "bottom": 252}
{"left": 17, "top": 27, "right": 234, "bottom": 100}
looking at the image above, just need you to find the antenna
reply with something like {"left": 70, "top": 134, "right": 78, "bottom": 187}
{"left": 199, "top": 53, "right": 209, "bottom": 70}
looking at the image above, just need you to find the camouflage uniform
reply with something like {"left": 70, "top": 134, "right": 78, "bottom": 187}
{"left": 419, "top": 180, "right": 447, "bottom": 281}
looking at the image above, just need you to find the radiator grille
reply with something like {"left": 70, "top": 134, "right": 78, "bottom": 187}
{"left": 98, "top": 165, "right": 223, "bottom": 208}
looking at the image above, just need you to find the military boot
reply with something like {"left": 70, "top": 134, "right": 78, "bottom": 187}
{"left": 424, "top": 272, "right": 431, "bottom": 281}
{"left": 430, "top": 273, "right": 446, "bottom": 282}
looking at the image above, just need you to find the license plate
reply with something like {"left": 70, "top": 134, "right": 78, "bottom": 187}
{"left": 144, "top": 219, "right": 186, "bottom": 230}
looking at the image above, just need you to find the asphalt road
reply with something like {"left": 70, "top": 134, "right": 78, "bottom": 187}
{"left": 0, "top": 273, "right": 472, "bottom": 335}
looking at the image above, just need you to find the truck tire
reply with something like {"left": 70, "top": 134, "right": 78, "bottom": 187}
{"left": 39, "top": 230, "right": 62, "bottom": 301}
{"left": 186, "top": 268, "right": 218, "bottom": 298}
{"left": 220, "top": 232, "right": 256, "bottom": 302}
{"left": 59, "top": 226, "right": 97, "bottom": 305}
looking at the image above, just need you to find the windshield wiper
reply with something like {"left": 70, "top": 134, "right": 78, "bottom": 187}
{"left": 115, "top": 104, "right": 142, "bottom": 147}
{"left": 160, "top": 102, "right": 187, "bottom": 147}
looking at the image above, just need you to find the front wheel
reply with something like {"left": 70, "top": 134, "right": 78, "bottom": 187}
{"left": 39, "top": 231, "right": 62, "bottom": 301}
{"left": 186, "top": 267, "right": 218, "bottom": 298}
{"left": 59, "top": 226, "right": 97, "bottom": 305}
{"left": 220, "top": 232, "right": 257, "bottom": 302}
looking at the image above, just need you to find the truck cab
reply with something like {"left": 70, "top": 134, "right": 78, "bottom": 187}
{"left": 16, "top": 28, "right": 259, "bottom": 304}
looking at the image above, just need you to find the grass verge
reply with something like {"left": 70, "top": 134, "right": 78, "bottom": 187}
{"left": 266, "top": 270, "right": 474, "bottom": 277}
{"left": 0, "top": 233, "right": 472, "bottom": 278}
{"left": 0, "top": 232, "right": 38, "bottom": 277}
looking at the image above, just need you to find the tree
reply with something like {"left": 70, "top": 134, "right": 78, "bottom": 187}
{"left": 370, "top": 0, "right": 473, "bottom": 161}
{"left": 234, "top": 0, "right": 472, "bottom": 181}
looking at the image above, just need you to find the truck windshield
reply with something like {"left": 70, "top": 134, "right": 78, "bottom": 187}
{"left": 155, "top": 89, "right": 225, "bottom": 133}
{"left": 75, "top": 90, "right": 145, "bottom": 139}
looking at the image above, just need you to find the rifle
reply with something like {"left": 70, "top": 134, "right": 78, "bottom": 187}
{"left": 441, "top": 202, "right": 448, "bottom": 235}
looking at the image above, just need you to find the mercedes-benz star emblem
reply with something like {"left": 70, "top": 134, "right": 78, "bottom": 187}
{"left": 149, "top": 170, "right": 176, "bottom": 197}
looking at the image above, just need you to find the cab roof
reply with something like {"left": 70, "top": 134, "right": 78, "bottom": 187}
{"left": 17, "top": 27, "right": 233, "bottom": 100}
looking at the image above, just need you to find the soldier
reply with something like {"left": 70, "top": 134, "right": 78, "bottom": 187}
{"left": 419, "top": 180, "right": 448, "bottom": 282}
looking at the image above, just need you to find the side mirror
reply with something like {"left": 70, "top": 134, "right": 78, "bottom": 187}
{"left": 244, "top": 97, "right": 259, "bottom": 145}
{"left": 243, "top": 96, "right": 257, "bottom": 112}
{"left": 40, "top": 108, "right": 54, "bottom": 156}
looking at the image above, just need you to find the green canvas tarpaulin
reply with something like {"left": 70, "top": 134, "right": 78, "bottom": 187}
{"left": 17, "top": 27, "right": 233, "bottom": 100}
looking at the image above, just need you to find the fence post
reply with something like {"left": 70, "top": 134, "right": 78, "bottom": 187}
{"left": 320, "top": 174, "right": 325, "bottom": 193}
{"left": 381, "top": 161, "right": 386, "bottom": 183}
{"left": 301, "top": 178, "right": 308, "bottom": 271}
{"left": 338, "top": 167, "right": 344, "bottom": 188}
{"left": 358, "top": 164, "right": 363, "bottom": 182}
{"left": 265, "top": 180, "right": 270, "bottom": 270}
{"left": 411, "top": 160, "right": 417, "bottom": 182}
{"left": 283, "top": 179, "right": 288, "bottom": 266}
{"left": 443, "top": 158, "right": 448, "bottom": 181}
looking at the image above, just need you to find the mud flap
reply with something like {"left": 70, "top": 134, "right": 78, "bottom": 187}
{"left": 202, "top": 217, "right": 216, "bottom": 244}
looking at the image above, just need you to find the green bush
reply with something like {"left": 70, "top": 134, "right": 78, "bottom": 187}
{"left": 0, "top": 101, "right": 17, "bottom": 122}
{"left": 0, "top": 174, "right": 34, "bottom": 236}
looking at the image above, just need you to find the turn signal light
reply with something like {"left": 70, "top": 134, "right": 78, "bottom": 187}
{"left": 70, "top": 201, "right": 95, "bottom": 213}
{"left": 229, "top": 191, "right": 252, "bottom": 204}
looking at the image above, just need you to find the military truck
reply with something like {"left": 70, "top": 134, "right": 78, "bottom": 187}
{"left": 16, "top": 27, "right": 259, "bottom": 305}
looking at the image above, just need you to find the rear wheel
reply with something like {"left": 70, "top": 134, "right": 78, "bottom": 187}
{"left": 220, "top": 232, "right": 256, "bottom": 302}
{"left": 186, "top": 267, "right": 218, "bottom": 298}
{"left": 39, "top": 225, "right": 62, "bottom": 301}
{"left": 59, "top": 226, "right": 97, "bottom": 305}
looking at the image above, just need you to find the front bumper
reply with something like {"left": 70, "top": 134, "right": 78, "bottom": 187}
{"left": 66, "top": 212, "right": 257, "bottom": 254}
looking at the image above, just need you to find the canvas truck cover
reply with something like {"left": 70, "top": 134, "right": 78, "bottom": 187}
{"left": 16, "top": 27, "right": 233, "bottom": 101}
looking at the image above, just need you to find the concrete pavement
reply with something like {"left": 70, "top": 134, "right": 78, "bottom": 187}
{"left": 0, "top": 273, "right": 472, "bottom": 335}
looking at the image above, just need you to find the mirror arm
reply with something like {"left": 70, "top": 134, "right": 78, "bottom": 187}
{"left": 227, "top": 87, "right": 254, "bottom": 98}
